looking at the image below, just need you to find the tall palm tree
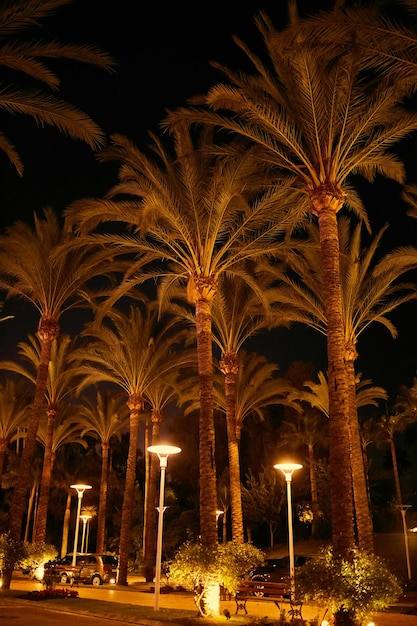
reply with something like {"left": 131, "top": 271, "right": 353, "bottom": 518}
{"left": 374, "top": 412, "right": 405, "bottom": 507}
{"left": 0, "top": 0, "right": 113, "bottom": 178}
{"left": 290, "top": 370, "right": 388, "bottom": 541}
{"left": 76, "top": 389, "right": 129, "bottom": 554}
{"left": 0, "top": 332, "right": 85, "bottom": 543}
{"left": 272, "top": 218, "right": 417, "bottom": 550}
{"left": 142, "top": 369, "right": 192, "bottom": 582}
{"left": 277, "top": 409, "right": 328, "bottom": 539}
{"left": 69, "top": 303, "right": 194, "bottom": 585}
{"left": 211, "top": 272, "right": 306, "bottom": 543}
{"left": 0, "top": 379, "right": 29, "bottom": 481}
{"left": 212, "top": 349, "right": 299, "bottom": 538}
{"left": 171, "top": 6, "right": 417, "bottom": 554}
{"left": 0, "top": 207, "right": 117, "bottom": 561}
{"left": 65, "top": 124, "right": 301, "bottom": 546}
{"left": 35, "top": 403, "right": 86, "bottom": 544}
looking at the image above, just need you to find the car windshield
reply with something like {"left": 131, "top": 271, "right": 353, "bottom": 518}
{"left": 102, "top": 556, "right": 118, "bottom": 566}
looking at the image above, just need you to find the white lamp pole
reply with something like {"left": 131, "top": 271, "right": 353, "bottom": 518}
{"left": 396, "top": 504, "right": 412, "bottom": 580}
{"left": 70, "top": 484, "right": 92, "bottom": 566}
{"left": 274, "top": 462, "right": 302, "bottom": 602}
{"left": 80, "top": 514, "right": 92, "bottom": 554}
{"left": 148, "top": 445, "right": 181, "bottom": 611}
{"left": 216, "top": 509, "right": 224, "bottom": 543}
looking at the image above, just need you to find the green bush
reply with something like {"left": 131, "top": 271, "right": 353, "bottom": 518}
{"left": 295, "top": 545, "right": 402, "bottom": 624}
{"left": 21, "top": 542, "right": 58, "bottom": 576}
{"left": 169, "top": 540, "right": 265, "bottom": 594}
{"left": 0, "top": 533, "right": 27, "bottom": 572}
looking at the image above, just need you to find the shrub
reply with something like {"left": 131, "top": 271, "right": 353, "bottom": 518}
{"left": 0, "top": 533, "right": 27, "bottom": 572}
{"left": 295, "top": 545, "right": 402, "bottom": 625}
{"left": 21, "top": 542, "right": 58, "bottom": 577}
{"left": 169, "top": 540, "right": 265, "bottom": 594}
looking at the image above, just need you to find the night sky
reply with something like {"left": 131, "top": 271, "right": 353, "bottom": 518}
{"left": 1, "top": 0, "right": 417, "bottom": 403}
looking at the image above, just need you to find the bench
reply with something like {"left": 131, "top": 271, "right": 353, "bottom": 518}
{"left": 234, "top": 580, "right": 302, "bottom": 619}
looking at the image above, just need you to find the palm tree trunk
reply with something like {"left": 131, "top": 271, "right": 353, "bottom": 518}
{"left": 220, "top": 353, "right": 244, "bottom": 543}
{"left": 316, "top": 201, "right": 355, "bottom": 555}
{"left": 2, "top": 318, "right": 58, "bottom": 590}
{"left": 24, "top": 484, "right": 38, "bottom": 543}
{"left": 0, "top": 440, "right": 6, "bottom": 481}
{"left": 118, "top": 396, "right": 141, "bottom": 585}
{"left": 142, "top": 421, "right": 149, "bottom": 557}
{"left": 8, "top": 318, "right": 58, "bottom": 545}
{"left": 96, "top": 441, "right": 109, "bottom": 554}
{"left": 308, "top": 444, "right": 320, "bottom": 539}
{"left": 34, "top": 406, "right": 56, "bottom": 543}
{"left": 346, "top": 359, "right": 375, "bottom": 553}
{"left": 143, "top": 410, "right": 161, "bottom": 582}
{"left": 195, "top": 297, "right": 218, "bottom": 546}
{"left": 390, "top": 436, "right": 402, "bottom": 505}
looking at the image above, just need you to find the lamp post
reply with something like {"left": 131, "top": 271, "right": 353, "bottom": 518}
{"left": 216, "top": 510, "right": 224, "bottom": 543}
{"left": 80, "top": 514, "right": 92, "bottom": 554}
{"left": 70, "top": 484, "right": 92, "bottom": 566}
{"left": 395, "top": 504, "right": 412, "bottom": 580}
{"left": 148, "top": 444, "right": 181, "bottom": 611}
{"left": 274, "top": 462, "right": 302, "bottom": 603}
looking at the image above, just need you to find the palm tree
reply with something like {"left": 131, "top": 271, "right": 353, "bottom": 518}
{"left": 76, "top": 389, "right": 129, "bottom": 554}
{"left": 171, "top": 7, "right": 417, "bottom": 554}
{"left": 290, "top": 370, "right": 388, "bottom": 542}
{"left": 212, "top": 349, "right": 299, "bottom": 538}
{"left": 69, "top": 303, "right": 194, "bottom": 585}
{"left": 273, "top": 218, "right": 417, "bottom": 550}
{"left": 376, "top": 413, "right": 409, "bottom": 507}
{"left": 0, "top": 207, "right": 117, "bottom": 558}
{"left": 35, "top": 403, "right": 86, "bottom": 544}
{"left": 50, "top": 443, "right": 90, "bottom": 558}
{"left": 278, "top": 409, "right": 328, "bottom": 539}
{"left": 64, "top": 124, "right": 301, "bottom": 546}
{"left": 0, "top": 379, "right": 29, "bottom": 481}
{"left": 142, "top": 369, "right": 192, "bottom": 582}
{"left": 211, "top": 272, "right": 305, "bottom": 543}
{"left": 169, "top": 269, "right": 305, "bottom": 544}
{"left": 0, "top": 332, "right": 85, "bottom": 543}
{"left": 0, "top": 0, "right": 113, "bottom": 178}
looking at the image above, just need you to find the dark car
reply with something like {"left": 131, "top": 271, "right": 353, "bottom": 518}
{"left": 44, "top": 554, "right": 118, "bottom": 586}
{"left": 249, "top": 556, "right": 308, "bottom": 595}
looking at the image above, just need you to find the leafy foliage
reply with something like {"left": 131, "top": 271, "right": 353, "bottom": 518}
{"left": 296, "top": 545, "right": 402, "bottom": 623}
{"left": 241, "top": 466, "right": 284, "bottom": 546}
{"left": 0, "top": 532, "right": 27, "bottom": 570}
{"left": 168, "top": 541, "right": 265, "bottom": 594}
{"left": 21, "top": 542, "right": 58, "bottom": 573}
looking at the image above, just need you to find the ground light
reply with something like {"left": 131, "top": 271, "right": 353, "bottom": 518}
{"left": 147, "top": 444, "right": 181, "bottom": 611}
{"left": 274, "top": 462, "right": 302, "bottom": 604}
{"left": 70, "top": 484, "right": 92, "bottom": 566}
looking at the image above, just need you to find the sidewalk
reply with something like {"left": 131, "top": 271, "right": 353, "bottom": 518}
{"left": 3, "top": 573, "right": 417, "bottom": 626}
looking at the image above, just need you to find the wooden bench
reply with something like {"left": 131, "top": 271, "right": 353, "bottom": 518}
{"left": 234, "top": 579, "right": 302, "bottom": 619}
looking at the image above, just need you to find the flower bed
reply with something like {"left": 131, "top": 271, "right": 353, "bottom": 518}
{"left": 24, "top": 587, "right": 79, "bottom": 601}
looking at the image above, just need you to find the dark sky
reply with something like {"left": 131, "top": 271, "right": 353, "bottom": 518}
{"left": 1, "top": 0, "right": 417, "bottom": 402}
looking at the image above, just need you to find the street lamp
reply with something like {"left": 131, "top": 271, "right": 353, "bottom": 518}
{"left": 80, "top": 514, "right": 92, "bottom": 554}
{"left": 216, "top": 510, "right": 224, "bottom": 543}
{"left": 148, "top": 444, "right": 181, "bottom": 611}
{"left": 274, "top": 462, "right": 302, "bottom": 603}
{"left": 70, "top": 484, "right": 92, "bottom": 566}
{"left": 395, "top": 504, "right": 412, "bottom": 580}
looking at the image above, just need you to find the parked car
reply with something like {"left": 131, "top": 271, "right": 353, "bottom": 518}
{"left": 44, "top": 554, "right": 118, "bottom": 586}
{"left": 249, "top": 556, "right": 308, "bottom": 596}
